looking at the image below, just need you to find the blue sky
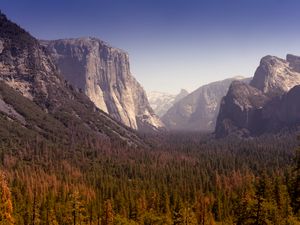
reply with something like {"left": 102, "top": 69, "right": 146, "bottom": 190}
{"left": 1, "top": 0, "right": 300, "bottom": 93}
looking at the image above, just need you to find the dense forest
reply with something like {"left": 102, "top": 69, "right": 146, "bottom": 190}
{"left": 1, "top": 129, "right": 300, "bottom": 224}
{"left": 0, "top": 4, "right": 300, "bottom": 225}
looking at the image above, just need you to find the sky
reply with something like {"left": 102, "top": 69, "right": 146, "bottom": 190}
{"left": 1, "top": 0, "right": 300, "bottom": 94}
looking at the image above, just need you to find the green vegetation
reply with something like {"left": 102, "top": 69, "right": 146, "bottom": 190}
{"left": 0, "top": 125, "right": 300, "bottom": 224}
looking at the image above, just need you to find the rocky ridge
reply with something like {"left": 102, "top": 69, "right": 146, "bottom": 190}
{"left": 162, "top": 77, "right": 250, "bottom": 131}
{"left": 215, "top": 55, "right": 300, "bottom": 137}
{"left": 41, "top": 38, "right": 164, "bottom": 131}
{"left": 0, "top": 11, "right": 146, "bottom": 147}
{"left": 148, "top": 89, "right": 189, "bottom": 117}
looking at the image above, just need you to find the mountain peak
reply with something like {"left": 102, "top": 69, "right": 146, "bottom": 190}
{"left": 174, "top": 89, "right": 189, "bottom": 102}
{"left": 250, "top": 55, "right": 300, "bottom": 96}
{"left": 216, "top": 54, "right": 300, "bottom": 137}
{"left": 0, "top": 12, "right": 148, "bottom": 146}
{"left": 43, "top": 38, "right": 163, "bottom": 131}
{"left": 179, "top": 88, "right": 189, "bottom": 94}
{"left": 162, "top": 77, "right": 250, "bottom": 132}
{"left": 232, "top": 75, "right": 245, "bottom": 80}
{"left": 260, "top": 55, "right": 284, "bottom": 63}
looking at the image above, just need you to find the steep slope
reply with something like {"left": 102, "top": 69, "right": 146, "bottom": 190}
{"left": 216, "top": 54, "right": 300, "bottom": 137}
{"left": 250, "top": 55, "right": 300, "bottom": 96}
{"left": 41, "top": 38, "right": 164, "bottom": 131}
{"left": 148, "top": 89, "right": 188, "bottom": 117}
{"left": 260, "top": 85, "right": 300, "bottom": 133}
{"left": 162, "top": 77, "right": 250, "bottom": 131}
{"left": 0, "top": 12, "right": 145, "bottom": 147}
{"left": 215, "top": 81, "right": 270, "bottom": 137}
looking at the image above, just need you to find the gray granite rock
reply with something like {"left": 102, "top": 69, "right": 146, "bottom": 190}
{"left": 42, "top": 38, "right": 164, "bottom": 131}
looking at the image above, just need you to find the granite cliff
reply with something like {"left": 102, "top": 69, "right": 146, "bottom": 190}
{"left": 0, "top": 11, "right": 146, "bottom": 147}
{"left": 41, "top": 38, "right": 164, "bottom": 131}
{"left": 216, "top": 55, "right": 300, "bottom": 137}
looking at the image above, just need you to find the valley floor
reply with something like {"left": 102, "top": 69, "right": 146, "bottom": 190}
{"left": 1, "top": 132, "right": 300, "bottom": 224}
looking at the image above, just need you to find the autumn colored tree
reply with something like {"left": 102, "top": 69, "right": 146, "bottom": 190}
{"left": 0, "top": 170, "right": 14, "bottom": 225}
{"left": 195, "top": 193, "right": 216, "bottom": 225}
{"left": 71, "top": 190, "right": 87, "bottom": 225}
{"left": 103, "top": 199, "right": 114, "bottom": 225}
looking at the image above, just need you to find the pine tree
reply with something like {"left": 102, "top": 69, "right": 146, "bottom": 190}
{"left": 66, "top": 190, "right": 87, "bottom": 225}
{"left": 173, "top": 200, "right": 184, "bottom": 225}
{"left": 72, "top": 190, "right": 87, "bottom": 225}
{"left": 273, "top": 177, "right": 294, "bottom": 224}
{"left": 103, "top": 199, "right": 114, "bottom": 225}
{"left": 291, "top": 140, "right": 300, "bottom": 215}
{"left": 0, "top": 170, "right": 14, "bottom": 225}
{"left": 181, "top": 206, "right": 197, "bottom": 225}
{"left": 195, "top": 194, "right": 215, "bottom": 225}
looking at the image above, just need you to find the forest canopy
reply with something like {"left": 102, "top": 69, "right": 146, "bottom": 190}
{"left": 0, "top": 132, "right": 299, "bottom": 224}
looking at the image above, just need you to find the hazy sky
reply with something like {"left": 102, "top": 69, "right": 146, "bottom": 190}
{"left": 2, "top": 0, "right": 300, "bottom": 94}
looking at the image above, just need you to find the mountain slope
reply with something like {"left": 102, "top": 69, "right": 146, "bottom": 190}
{"left": 41, "top": 38, "right": 164, "bottom": 131}
{"left": 250, "top": 55, "right": 300, "bottom": 96}
{"left": 0, "top": 12, "right": 146, "bottom": 147}
{"left": 148, "top": 89, "right": 188, "bottom": 117}
{"left": 216, "top": 55, "right": 300, "bottom": 137}
{"left": 162, "top": 77, "right": 250, "bottom": 131}
{"left": 215, "top": 81, "right": 270, "bottom": 137}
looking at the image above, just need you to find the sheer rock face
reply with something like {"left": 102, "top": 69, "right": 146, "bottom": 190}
{"left": 250, "top": 55, "right": 300, "bottom": 96}
{"left": 42, "top": 38, "right": 164, "bottom": 131}
{"left": 162, "top": 77, "right": 250, "bottom": 131}
{"left": 216, "top": 55, "right": 300, "bottom": 137}
{"left": 0, "top": 12, "right": 62, "bottom": 104}
{"left": 215, "top": 81, "right": 270, "bottom": 137}
{"left": 261, "top": 85, "right": 300, "bottom": 132}
{"left": 0, "top": 12, "right": 147, "bottom": 147}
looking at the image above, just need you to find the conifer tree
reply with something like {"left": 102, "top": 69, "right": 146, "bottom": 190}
{"left": 173, "top": 200, "right": 184, "bottom": 225}
{"left": 0, "top": 171, "right": 14, "bottom": 225}
{"left": 103, "top": 199, "right": 114, "bottom": 225}
{"left": 291, "top": 140, "right": 300, "bottom": 215}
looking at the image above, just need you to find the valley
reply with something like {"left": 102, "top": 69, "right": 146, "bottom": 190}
{"left": 0, "top": 5, "right": 300, "bottom": 225}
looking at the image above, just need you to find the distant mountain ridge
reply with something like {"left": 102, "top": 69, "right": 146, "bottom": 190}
{"left": 215, "top": 54, "right": 300, "bottom": 137}
{"left": 162, "top": 76, "right": 250, "bottom": 131}
{"left": 148, "top": 89, "right": 189, "bottom": 117}
{"left": 41, "top": 37, "right": 164, "bottom": 132}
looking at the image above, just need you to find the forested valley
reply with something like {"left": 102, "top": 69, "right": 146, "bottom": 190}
{"left": 1, "top": 2, "right": 300, "bottom": 225}
{"left": 1, "top": 129, "right": 300, "bottom": 225}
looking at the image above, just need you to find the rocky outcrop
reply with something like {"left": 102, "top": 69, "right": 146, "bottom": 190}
{"left": 162, "top": 77, "right": 250, "bottom": 131}
{"left": 0, "top": 11, "right": 146, "bottom": 147}
{"left": 215, "top": 81, "right": 270, "bottom": 137}
{"left": 286, "top": 54, "right": 300, "bottom": 72}
{"left": 216, "top": 55, "right": 300, "bottom": 137}
{"left": 260, "top": 85, "right": 300, "bottom": 132}
{"left": 0, "top": 12, "right": 60, "bottom": 102}
{"left": 41, "top": 38, "right": 164, "bottom": 131}
{"left": 148, "top": 89, "right": 189, "bottom": 117}
{"left": 250, "top": 55, "right": 300, "bottom": 96}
